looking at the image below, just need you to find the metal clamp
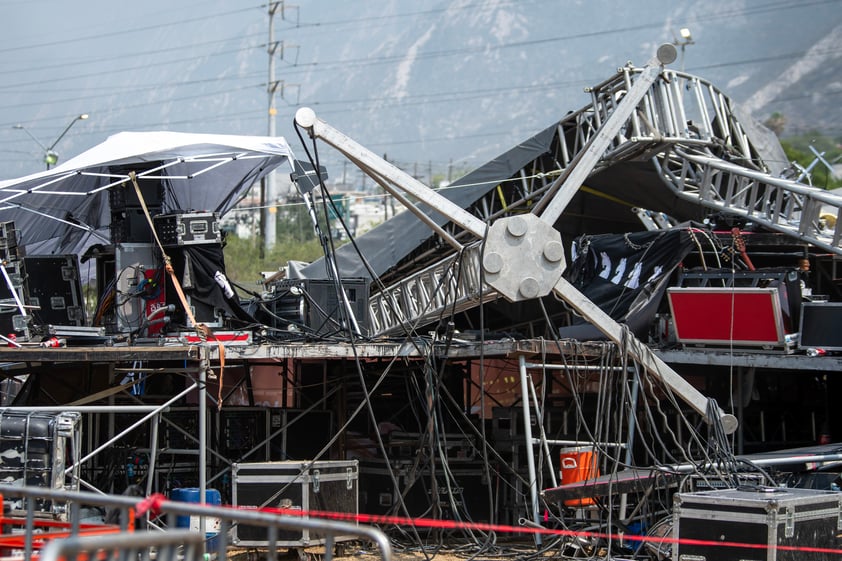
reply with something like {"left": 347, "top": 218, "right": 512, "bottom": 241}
{"left": 785, "top": 505, "right": 795, "bottom": 539}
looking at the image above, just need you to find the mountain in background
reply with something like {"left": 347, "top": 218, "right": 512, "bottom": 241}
{"left": 296, "top": 0, "right": 842, "bottom": 177}
{"left": 1, "top": 0, "right": 840, "bottom": 184}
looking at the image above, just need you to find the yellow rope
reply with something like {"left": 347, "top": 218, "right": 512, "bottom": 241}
{"left": 128, "top": 172, "right": 225, "bottom": 408}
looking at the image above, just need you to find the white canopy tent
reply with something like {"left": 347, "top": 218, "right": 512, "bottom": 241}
{"left": 0, "top": 131, "right": 295, "bottom": 256}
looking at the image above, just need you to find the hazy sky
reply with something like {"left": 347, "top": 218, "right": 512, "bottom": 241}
{"left": 1, "top": 0, "right": 840, "bottom": 181}
{"left": 1, "top": 1, "right": 268, "bottom": 176}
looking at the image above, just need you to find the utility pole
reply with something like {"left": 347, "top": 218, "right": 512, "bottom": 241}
{"left": 673, "top": 27, "right": 694, "bottom": 72}
{"left": 262, "top": 1, "right": 299, "bottom": 254}
{"left": 263, "top": 1, "right": 282, "bottom": 254}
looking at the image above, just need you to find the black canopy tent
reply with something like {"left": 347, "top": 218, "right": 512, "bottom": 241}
{"left": 0, "top": 131, "right": 295, "bottom": 257}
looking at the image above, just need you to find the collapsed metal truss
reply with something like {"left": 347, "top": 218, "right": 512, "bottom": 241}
{"left": 297, "top": 44, "right": 740, "bottom": 445}
{"left": 656, "top": 148, "right": 842, "bottom": 253}
{"left": 369, "top": 241, "right": 486, "bottom": 336}
{"left": 367, "top": 64, "right": 842, "bottom": 338}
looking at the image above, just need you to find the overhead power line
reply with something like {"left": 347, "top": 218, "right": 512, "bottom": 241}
{"left": 0, "top": 0, "right": 838, "bottom": 172}
{"left": 0, "top": 4, "right": 259, "bottom": 54}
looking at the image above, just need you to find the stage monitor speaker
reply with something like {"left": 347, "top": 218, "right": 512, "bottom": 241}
{"left": 267, "top": 409, "right": 333, "bottom": 461}
{"left": 162, "top": 407, "right": 207, "bottom": 451}
{"left": 799, "top": 302, "right": 842, "bottom": 350}
{"left": 108, "top": 163, "right": 165, "bottom": 244}
{"left": 110, "top": 208, "right": 160, "bottom": 244}
{"left": 108, "top": 163, "right": 166, "bottom": 211}
{"left": 268, "top": 278, "right": 369, "bottom": 337}
{"left": 218, "top": 408, "right": 268, "bottom": 462}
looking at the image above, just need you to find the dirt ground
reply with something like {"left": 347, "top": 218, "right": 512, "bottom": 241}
{"left": 229, "top": 538, "right": 599, "bottom": 561}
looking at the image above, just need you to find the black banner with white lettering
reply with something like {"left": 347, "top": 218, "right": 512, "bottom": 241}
{"left": 560, "top": 227, "right": 695, "bottom": 340}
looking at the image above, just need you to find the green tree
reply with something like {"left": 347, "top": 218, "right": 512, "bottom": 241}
{"left": 779, "top": 132, "right": 842, "bottom": 190}
{"left": 223, "top": 234, "right": 325, "bottom": 291}
{"left": 276, "top": 198, "right": 317, "bottom": 242}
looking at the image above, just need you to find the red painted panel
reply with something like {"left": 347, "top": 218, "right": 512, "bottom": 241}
{"left": 668, "top": 288, "right": 784, "bottom": 345}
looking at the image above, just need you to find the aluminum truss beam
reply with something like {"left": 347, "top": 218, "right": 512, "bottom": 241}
{"left": 368, "top": 241, "right": 494, "bottom": 336}
{"left": 657, "top": 148, "right": 842, "bottom": 255}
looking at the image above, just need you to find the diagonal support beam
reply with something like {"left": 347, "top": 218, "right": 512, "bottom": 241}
{"left": 552, "top": 277, "right": 737, "bottom": 433}
{"left": 537, "top": 45, "right": 677, "bottom": 224}
{"left": 295, "top": 107, "right": 487, "bottom": 248}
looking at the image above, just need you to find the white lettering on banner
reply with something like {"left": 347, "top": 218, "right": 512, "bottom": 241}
{"left": 596, "top": 253, "right": 664, "bottom": 289}
{"left": 625, "top": 261, "right": 642, "bottom": 289}
{"left": 610, "top": 257, "right": 627, "bottom": 285}
{"left": 599, "top": 253, "right": 612, "bottom": 279}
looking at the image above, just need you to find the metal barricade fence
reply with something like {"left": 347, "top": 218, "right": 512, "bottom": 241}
{"left": 40, "top": 531, "right": 205, "bottom": 561}
{"left": 0, "top": 484, "right": 392, "bottom": 561}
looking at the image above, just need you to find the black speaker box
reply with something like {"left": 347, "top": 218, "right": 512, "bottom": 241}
{"left": 23, "top": 255, "right": 85, "bottom": 327}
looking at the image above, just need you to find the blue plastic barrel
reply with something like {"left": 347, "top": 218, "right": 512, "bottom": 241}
{"left": 170, "top": 488, "right": 222, "bottom": 540}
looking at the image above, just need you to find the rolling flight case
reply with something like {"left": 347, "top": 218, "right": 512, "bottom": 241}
{"left": 232, "top": 460, "right": 358, "bottom": 547}
{"left": 673, "top": 486, "right": 842, "bottom": 561}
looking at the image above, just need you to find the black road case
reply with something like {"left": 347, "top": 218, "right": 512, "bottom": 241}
{"left": 23, "top": 255, "right": 86, "bottom": 327}
{"left": 0, "top": 259, "right": 29, "bottom": 340}
{"left": 153, "top": 212, "right": 221, "bottom": 247}
{"left": 673, "top": 487, "right": 842, "bottom": 561}
{"left": 232, "top": 460, "right": 358, "bottom": 547}
{"left": 359, "top": 458, "right": 491, "bottom": 523}
{"left": 0, "top": 411, "right": 81, "bottom": 514}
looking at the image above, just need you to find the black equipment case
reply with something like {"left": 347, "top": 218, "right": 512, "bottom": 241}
{"left": 23, "top": 255, "right": 86, "bottom": 327}
{"left": 153, "top": 212, "right": 221, "bottom": 247}
{"left": 232, "top": 460, "right": 358, "bottom": 547}
{"left": 673, "top": 487, "right": 842, "bottom": 561}
{"left": 0, "top": 411, "right": 81, "bottom": 514}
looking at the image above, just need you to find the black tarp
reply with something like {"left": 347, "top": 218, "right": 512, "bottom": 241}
{"left": 297, "top": 105, "right": 785, "bottom": 283}
{"left": 165, "top": 244, "right": 255, "bottom": 330}
{"left": 294, "top": 123, "right": 673, "bottom": 282}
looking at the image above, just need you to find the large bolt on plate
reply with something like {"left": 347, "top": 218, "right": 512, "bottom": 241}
{"left": 481, "top": 215, "right": 566, "bottom": 302}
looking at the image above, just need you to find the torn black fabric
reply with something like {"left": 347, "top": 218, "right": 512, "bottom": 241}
{"left": 166, "top": 244, "right": 255, "bottom": 328}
